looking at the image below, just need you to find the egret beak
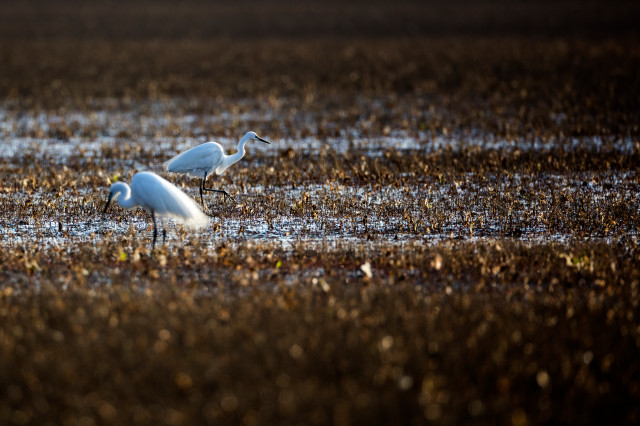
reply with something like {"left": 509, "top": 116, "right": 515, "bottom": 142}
{"left": 103, "top": 193, "right": 113, "bottom": 214}
{"left": 256, "top": 136, "right": 270, "bottom": 144}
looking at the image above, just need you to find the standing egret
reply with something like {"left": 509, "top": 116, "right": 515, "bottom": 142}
{"left": 103, "top": 171, "right": 208, "bottom": 249}
{"left": 163, "top": 131, "right": 270, "bottom": 208}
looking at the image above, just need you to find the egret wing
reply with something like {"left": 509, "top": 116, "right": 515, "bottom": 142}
{"left": 131, "top": 172, "right": 208, "bottom": 229}
{"left": 163, "top": 142, "right": 224, "bottom": 178}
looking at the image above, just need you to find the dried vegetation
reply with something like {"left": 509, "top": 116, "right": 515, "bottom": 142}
{"left": 1, "top": 1, "right": 640, "bottom": 425}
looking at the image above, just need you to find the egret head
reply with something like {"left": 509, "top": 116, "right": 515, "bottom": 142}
{"left": 103, "top": 182, "right": 127, "bottom": 214}
{"left": 244, "top": 131, "right": 270, "bottom": 144}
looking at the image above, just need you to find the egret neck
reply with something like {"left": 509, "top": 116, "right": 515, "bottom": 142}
{"left": 220, "top": 135, "right": 251, "bottom": 171}
{"left": 110, "top": 182, "right": 137, "bottom": 209}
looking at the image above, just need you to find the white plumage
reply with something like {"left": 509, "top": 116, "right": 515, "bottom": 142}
{"left": 164, "top": 141, "right": 227, "bottom": 177}
{"left": 163, "top": 131, "right": 270, "bottom": 208}
{"left": 103, "top": 171, "right": 208, "bottom": 248}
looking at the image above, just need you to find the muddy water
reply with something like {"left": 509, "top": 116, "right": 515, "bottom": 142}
{"left": 1, "top": 103, "right": 637, "bottom": 252}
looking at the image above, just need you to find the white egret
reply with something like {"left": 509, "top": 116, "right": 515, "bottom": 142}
{"left": 103, "top": 171, "right": 208, "bottom": 249}
{"left": 163, "top": 131, "right": 270, "bottom": 208}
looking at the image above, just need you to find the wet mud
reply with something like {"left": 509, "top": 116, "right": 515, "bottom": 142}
{"left": 1, "top": 1, "right": 640, "bottom": 425}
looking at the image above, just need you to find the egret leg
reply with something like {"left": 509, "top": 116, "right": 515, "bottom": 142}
{"left": 199, "top": 180, "right": 206, "bottom": 209}
{"left": 202, "top": 172, "right": 235, "bottom": 202}
{"left": 151, "top": 211, "right": 158, "bottom": 250}
{"left": 162, "top": 228, "right": 167, "bottom": 244}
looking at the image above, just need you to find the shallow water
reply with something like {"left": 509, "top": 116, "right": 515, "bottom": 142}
{"left": 1, "top": 176, "right": 637, "bottom": 252}
{"left": 1, "top": 100, "right": 638, "bottom": 252}
{"left": 1, "top": 102, "right": 636, "bottom": 163}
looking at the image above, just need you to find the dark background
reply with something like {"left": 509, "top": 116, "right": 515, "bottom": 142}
{"left": 1, "top": 1, "right": 639, "bottom": 140}
{"left": 1, "top": 0, "right": 639, "bottom": 39}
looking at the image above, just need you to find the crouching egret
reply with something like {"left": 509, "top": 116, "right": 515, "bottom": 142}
{"left": 103, "top": 171, "right": 208, "bottom": 249}
{"left": 163, "top": 131, "right": 270, "bottom": 208}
